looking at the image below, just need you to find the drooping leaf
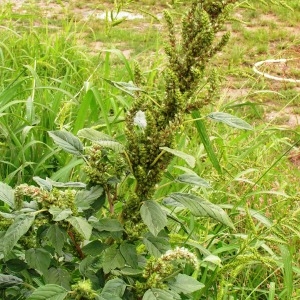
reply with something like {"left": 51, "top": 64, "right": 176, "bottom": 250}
{"left": 0, "top": 182, "right": 15, "bottom": 208}
{"left": 46, "top": 224, "right": 67, "bottom": 254}
{"left": 208, "top": 112, "right": 253, "bottom": 130}
{"left": 191, "top": 111, "right": 222, "bottom": 174}
{"left": 66, "top": 216, "right": 92, "bottom": 240}
{"left": 143, "top": 234, "right": 170, "bottom": 258}
{"left": 44, "top": 268, "right": 71, "bottom": 290}
{"left": 101, "top": 278, "right": 127, "bottom": 297}
{"left": 27, "top": 284, "right": 68, "bottom": 300}
{"left": 164, "top": 193, "right": 234, "bottom": 229}
{"left": 25, "top": 248, "right": 52, "bottom": 275}
{"left": 142, "top": 288, "right": 181, "bottom": 300}
{"left": 0, "top": 214, "right": 35, "bottom": 258}
{"left": 78, "top": 128, "right": 124, "bottom": 152}
{"left": 49, "top": 207, "right": 73, "bottom": 221}
{"left": 102, "top": 244, "right": 125, "bottom": 274}
{"left": 48, "top": 130, "right": 83, "bottom": 156}
{"left": 92, "top": 218, "right": 124, "bottom": 232}
{"left": 176, "top": 174, "right": 211, "bottom": 188}
{"left": 140, "top": 201, "right": 167, "bottom": 236}
{"left": 159, "top": 147, "right": 195, "bottom": 168}
{"left": 168, "top": 274, "right": 204, "bottom": 294}
{"left": 119, "top": 243, "right": 138, "bottom": 268}
{"left": 0, "top": 274, "right": 23, "bottom": 289}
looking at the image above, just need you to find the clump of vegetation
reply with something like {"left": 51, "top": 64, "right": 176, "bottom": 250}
{"left": 0, "top": 0, "right": 299, "bottom": 299}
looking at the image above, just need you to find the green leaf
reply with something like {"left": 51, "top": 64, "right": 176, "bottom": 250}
{"left": 159, "top": 147, "right": 195, "bottom": 168}
{"left": 75, "top": 186, "right": 103, "bottom": 210}
{"left": 66, "top": 216, "right": 92, "bottom": 240}
{"left": 48, "top": 130, "right": 83, "bottom": 156}
{"left": 165, "top": 193, "right": 234, "bottom": 229}
{"left": 46, "top": 224, "right": 67, "bottom": 255}
{"left": 140, "top": 201, "right": 167, "bottom": 236}
{"left": 25, "top": 248, "right": 51, "bottom": 275}
{"left": 78, "top": 128, "right": 124, "bottom": 152}
{"left": 119, "top": 243, "right": 138, "bottom": 268}
{"left": 0, "top": 214, "right": 35, "bottom": 258}
{"left": 143, "top": 234, "right": 170, "bottom": 258}
{"left": 176, "top": 174, "right": 211, "bottom": 188}
{"left": 44, "top": 268, "right": 71, "bottom": 290}
{"left": 33, "top": 177, "right": 52, "bottom": 191}
{"left": 208, "top": 112, "right": 253, "bottom": 130}
{"left": 142, "top": 288, "right": 181, "bottom": 300}
{"left": 49, "top": 207, "right": 73, "bottom": 221}
{"left": 102, "top": 78, "right": 143, "bottom": 97}
{"left": 102, "top": 244, "right": 125, "bottom": 274}
{"left": 82, "top": 240, "right": 108, "bottom": 256}
{"left": 79, "top": 256, "right": 97, "bottom": 277}
{"left": 92, "top": 218, "right": 124, "bottom": 232}
{"left": 0, "top": 274, "right": 23, "bottom": 289}
{"left": 27, "top": 284, "right": 68, "bottom": 300}
{"left": 168, "top": 274, "right": 204, "bottom": 294}
{"left": 0, "top": 182, "right": 15, "bottom": 208}
{"left": 6, "top": 259, "right": 28, "bottom": 272}
{"left": 191, "top": 111, "right": 222, "bottom": 174}
{"left": 101, "top": 278, "right": 127, "bottom": 297}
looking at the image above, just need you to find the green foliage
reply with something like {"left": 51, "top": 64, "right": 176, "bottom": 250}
{"left": 0, "top": 0, "right": 298, "bottom": 299}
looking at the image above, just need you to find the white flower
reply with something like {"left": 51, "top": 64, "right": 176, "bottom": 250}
{"left": 133, "top": 110, "right": 147, "bottom": 129}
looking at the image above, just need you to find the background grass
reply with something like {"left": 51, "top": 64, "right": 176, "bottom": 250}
{"left": 0, "top": 0, "right": 300, "bottom": 298}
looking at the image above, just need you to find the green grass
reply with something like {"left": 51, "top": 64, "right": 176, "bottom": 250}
{"left": 0, "top": 0, "right": 299, "bottom": 299}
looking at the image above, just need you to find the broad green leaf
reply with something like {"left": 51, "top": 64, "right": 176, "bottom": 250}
{"left": 6, "top": 259, "right": 28, "bottom": 272}
{"left": 119, "top": 243, "right": 138, "bottom": 268}
{"left": 168, "top": 274, "right": 204, "bottom": 294}
{"left": 143, "top": 234, "right": 170, "bottom": 258}
{"left": 176, "top": 174, "right": 211, "bottom": 188}
{"left": 159, "top": 147, "right": 195, "bottom": 168}
{"left": 66, "top": 216, "right": 92, "bottom": 240}
{"left": 142, "top": 288, "right": 181, "bottom": 300}
{"left": 0, "top": 214, "right": 35, "bottom": 258}
{"left": 192, "top": 111, "right": 222, "bottom": 174}
{"left": 98, "top": 293, "right": 122, "bottom": 300}
{"left": 0, "top": 274, "right": 23, "bottom": 289}
{"left": 78, "top": 128, "right": 124, "bottom": 152}
{"left": 44, "top": 268, "right": 71, "bottom": 290}
{"left": 75, "top": 186, "right": 103, "bottom": 210}
{"left": 49, "top": 207, "right": 73, "bottom": 221}
{"left": 102, "top": 244, "right": 125, "bottom": 274}
{"left": 0, "top": 182, "right": 15, "bottom": 208}
{"left": 25, "top": 248, "right": 51, "bottom": 275}
{"left": 140, "top": 201, "right": 167, "bottom": 236}
{"left": 165, "top": 193, "right": 234, "bottom": 229}
{"left": 203, "top": 255, "right": 222, "bottom": 266}
{"left": 46, "top": 224, "right": 67, "bottom": 254}
{"left": 82, "top": 240, "right": 108, "bottom": 256}
{"left": 79, "top": 256, "right": 97, "bottom": 277}
{"left": 101, "top": 278, "right": 127, "bottom": 297}
{"left": 27, "top": 284, "right": 68, "bottom": 300}
{"left": 208, "top": 112, "right": 253, "bottom": 130}
{"left": 92, "top": 218, "right": 124, "bottom": 232}
{"left": 48, "top": 130, "right": 83, "bottom": 156}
